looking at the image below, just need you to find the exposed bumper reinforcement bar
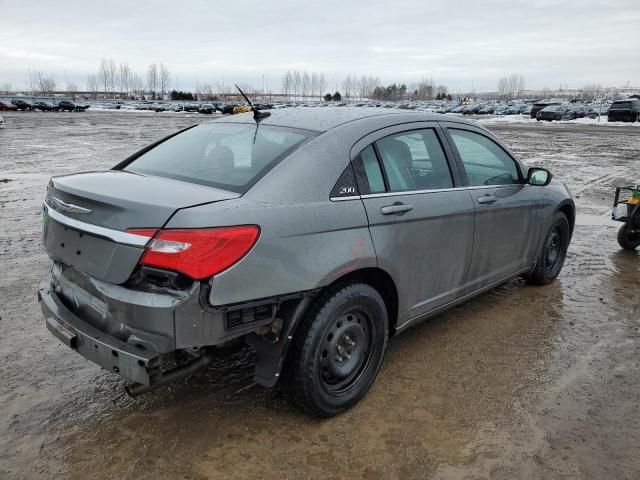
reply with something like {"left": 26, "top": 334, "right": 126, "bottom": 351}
{"left": 38, "top": 281, "right": 159, "bottom": 385}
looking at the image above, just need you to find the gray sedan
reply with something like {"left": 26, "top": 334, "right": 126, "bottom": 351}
{"left": 39, "top": 108, "right": 574, "bottom": 416}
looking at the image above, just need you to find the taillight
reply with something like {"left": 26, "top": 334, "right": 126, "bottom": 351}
{"left": 127, "top": 226, "right": 260, "bottom": 280}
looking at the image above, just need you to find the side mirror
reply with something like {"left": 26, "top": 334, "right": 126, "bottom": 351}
{"left": 528, "top": 167, "right": 552, "bottom": 186}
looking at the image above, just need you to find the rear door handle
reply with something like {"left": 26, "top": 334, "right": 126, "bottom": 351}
{"left": 477, "top": 195, "right": 497, "bottom": 205}
{"left": 381, "top": 203, "right": 414, "bottom": 215}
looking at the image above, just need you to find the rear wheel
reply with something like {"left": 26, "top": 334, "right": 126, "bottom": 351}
{"left": 526, "top": 212, "right": 570, "bottom": 285}
{"left": 617, "top": 223, "right": 640, "bottom": 251}
{"left": 282, "top": 283, "right": 388, "bottom": 417}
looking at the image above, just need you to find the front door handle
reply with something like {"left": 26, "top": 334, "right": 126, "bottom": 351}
{"left": 477, "top": 195, "right": 497, "bottom": 205}
{"left": 381, "top": 202, "right": 414, "bottom": 215}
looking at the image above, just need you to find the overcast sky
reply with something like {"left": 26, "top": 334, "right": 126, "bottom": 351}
{"left": 1, "top": 0, "right": 638, "bottom": 93}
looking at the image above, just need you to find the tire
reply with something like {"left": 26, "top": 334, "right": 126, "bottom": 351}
{"left": 282, "top": 283, "right": 388, "bottom": 417}
{"left": 617, "top": 224, "right": 640, "bottom": 251}
{"left": 526, "top": 212, "right": 570, "bottom": 285}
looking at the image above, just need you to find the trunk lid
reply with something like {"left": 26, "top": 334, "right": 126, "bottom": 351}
{"left": 43, "top": 170, "right": 240, "bottom": 284}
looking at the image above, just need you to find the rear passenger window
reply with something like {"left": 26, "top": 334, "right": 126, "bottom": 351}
{"left": 448, "top": 129, "right": 520, "bottom": 186}
{"left": 375, "top": 129, "right": 453, "bottom": 192}
{"left": 360, "top": 145, "right": 386, "bottom": 193}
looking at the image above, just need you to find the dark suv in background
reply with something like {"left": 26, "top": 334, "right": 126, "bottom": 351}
{"left": 608, "top": 99, "right": 640, "bottom": 122}
{"left": 536, "top": 105, "right": 575, "bottom": 122}
{"left": 34, "top": 101, "right": 59, "bottom": 111}
{"left": 530, "top": 102, "right": 561, "bottom": 119}
{"left": 58, "top": 100, "right": 89, "bottom": 112}
{"left": 12, "top": 99, "right": 34, "bottom": 111}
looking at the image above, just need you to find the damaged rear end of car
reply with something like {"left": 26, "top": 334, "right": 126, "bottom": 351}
{"left": 39, "top": 120, "right": 320, "bottom": 395}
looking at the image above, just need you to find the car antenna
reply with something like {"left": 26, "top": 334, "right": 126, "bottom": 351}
{"left": 235, "top": 84, "right": 271, "bottom": 122}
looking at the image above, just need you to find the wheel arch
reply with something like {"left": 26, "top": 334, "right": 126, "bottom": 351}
{"left": 320, "top": 267, "right": 399, "bottom": 337}
{"left": 557, "top": 201, "right": 575, "bottom": 237}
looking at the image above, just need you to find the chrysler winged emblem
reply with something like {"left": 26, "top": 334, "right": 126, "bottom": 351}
{"left": 51, "top": 196, "right": 92, "bottom": 214}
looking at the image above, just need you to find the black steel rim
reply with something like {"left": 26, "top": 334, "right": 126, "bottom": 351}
{"left": 318, "top": 309, "right": 373, "bottom": 395}
{"left": 545, "top": 226, "right": 562, "bottom": 271}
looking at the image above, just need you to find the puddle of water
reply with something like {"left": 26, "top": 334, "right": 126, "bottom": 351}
{"left": 575, "top": 213, "right": 620, "bottom": 228}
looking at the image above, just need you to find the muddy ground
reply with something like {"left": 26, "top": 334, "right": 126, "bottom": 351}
{"left": 0, "top": 110, "right": 639, "bottom": 480}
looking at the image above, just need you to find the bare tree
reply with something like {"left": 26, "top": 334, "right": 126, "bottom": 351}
{"left": 302, "top": 71, "right": 310, "bottom": 98}
{"left": 98, "top": 58, "right": 109, "bottom": 93}
{"left": 201, "top": 83, "right": 214, "bottom": 100}
{"left": 130, "top": 73, "right": 143, "bottom": 98}
{"left": 311, "top": 72, "right": 318, "bottom": 99}
{"left": 581, "top": 83, "right": 602, "bottom": 101}
{"left": 412, "top": 78, "right": 434, "bottom": 100}
{"left": 87, "top": 74, "right": 99, "bottom": 99}
{"left": 119, "top": 63, "right": 131, "bottom": 96}
{"left": 159, "top": 62, "right": 170, "bottom": 99}
{"left": 147, "top": 63, "right": 158, "bottom": 99}
{"left": 516, "top": 75, "right": 525, "bottom": 98}
{"left": 497, "top": 73, "right": 525, "bottom": 100}
{"left": 32, "top": 71, "right": 57, "bottom": 95}
{"left": 358, "top": 75, "right": 368, "bottom": 101}
{"left": 361, "top": 76, "right": 380, "bottom": 100}
{"left": 341, "top": 75, "right": 355, "bottom": 102}
{"left": 319, "top": 73, "right": 327, "bottom": 98}
{"left": 66, "top": 81, "right": 78, "bottom": 97}
{"left": 107, "top": 58, "right": 117, "bottom": 93}
{"left": 292, "top": 70, "right": 302, "bottom": 101}
{"left": 281, "top": 71, "right": 292, "bottom": 101}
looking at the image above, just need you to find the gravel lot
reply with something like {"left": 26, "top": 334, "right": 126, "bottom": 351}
{"left": 1, "top": 110, "right": 639, "bottom": 480}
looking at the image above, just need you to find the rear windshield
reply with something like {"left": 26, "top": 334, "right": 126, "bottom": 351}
{"left": 610, "top": 102, "right": 632, "bottom": 109}
{"left": 123, "top": 122, "right": 315, "bottom": 193}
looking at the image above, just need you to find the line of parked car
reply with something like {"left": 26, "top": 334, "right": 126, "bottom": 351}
{"left": 531, "top": 100, "right": 640, "bottom": 122}
{"left": 92, "top": 100, "right": 265, "bottom": 115}
{"left": 0, "top": 99, "right": 89, "bottom": 112}
{"left": 2, "top": 96, "right": 639, "bottom": 123}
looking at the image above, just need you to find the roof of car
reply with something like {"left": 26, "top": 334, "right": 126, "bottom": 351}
{"left": 211, "top": 107, "right": 474, "bottom": 132}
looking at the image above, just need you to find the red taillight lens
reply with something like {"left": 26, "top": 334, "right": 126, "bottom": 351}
{"left": 127, "top": 226, "right": 260, "bottom": 280}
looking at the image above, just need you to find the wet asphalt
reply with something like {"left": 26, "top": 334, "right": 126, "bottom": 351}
{"left": 0, "top": 110, "right": 639, "bottom": 479}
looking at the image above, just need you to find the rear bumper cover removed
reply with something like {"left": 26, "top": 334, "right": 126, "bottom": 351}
{"left": 38, "top": 281, "right": 159, "bottom": 385}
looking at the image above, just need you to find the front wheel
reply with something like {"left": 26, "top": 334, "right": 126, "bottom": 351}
{"left": 617, "top": 223, "right": 640, "bottom": 251}
{"left": 282, "top": 283, "right": 388, "bottom": 417}
{"left": 525, "top": 212, "right": 570, "bottom": 285}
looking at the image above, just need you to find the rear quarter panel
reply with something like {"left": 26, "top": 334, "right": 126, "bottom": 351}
{"left": 165, "top": 132, "right": 377, "bottom": 306}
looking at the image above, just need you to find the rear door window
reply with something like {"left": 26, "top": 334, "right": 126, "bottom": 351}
{"left": 123, "top": 123, "right": 315, "bottom": 193}
{"left": 375, "top": 129, "right": 453, "bottom": 192}
{"left": 360, "top": 145, "right": 386, "bottom": 193}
